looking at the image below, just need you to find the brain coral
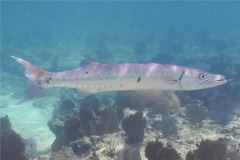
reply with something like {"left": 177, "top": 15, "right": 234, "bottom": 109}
{"left": 115, "top": 90, "right": 180, "bottom": 114}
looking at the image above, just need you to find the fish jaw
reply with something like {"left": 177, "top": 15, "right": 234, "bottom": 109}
{"left": 179, "top": 69, "right": 227, "bottom": 90}
{"left": 200, "top": 74, "right": 227, "bottom": 89}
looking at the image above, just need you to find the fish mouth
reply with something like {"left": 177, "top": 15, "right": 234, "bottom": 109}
{"left": 201, "top": 76, "right": 227, "bottom": 87}
{"left": 214, "top": 77, "right": 227, "bottom": 83}
{"left": 210, "top": 77, "right": 227, "bottom": 86}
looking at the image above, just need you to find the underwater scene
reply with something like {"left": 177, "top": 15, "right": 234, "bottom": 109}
{"left": 1, "top": 1, "right": 240, "bottom": 160}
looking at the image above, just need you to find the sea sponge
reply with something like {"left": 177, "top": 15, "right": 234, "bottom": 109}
{"left": 145, "top": 139, "right": 181, "bottom": 160}
{"left": 79, "top": 108, "right": 98, "bottom": 135}
{"left": 122, "top": 111, "right": 147, "bottom": 144}
{"left": 48, "top": 115, "right": 83, "bottom": 152}
{"left": 64, "top": 116, "right": 83, "bottom": 141}
{"left": 157, "top": 147, "right": 181, "bottom": 160}
{"left": 1, "top": 129, "right": 28, "bottom": 160}
{"left": 97, "top": 107, "right": 120, "bottom": 134}
{"left": 145, "top": 139, "right": 164, "bottom": 160}
{"left": 115, "top": 91, "right": 180, "bottom": 114}
{"left": 185, "top": 139, "right": 227, "bottom": 160}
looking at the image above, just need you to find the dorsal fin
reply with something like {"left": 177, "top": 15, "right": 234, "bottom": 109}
{"left": 79, "top": 57, "right": 99, "bottom": 67}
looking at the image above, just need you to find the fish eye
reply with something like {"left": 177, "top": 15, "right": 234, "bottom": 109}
{"left": 199, "top": 74, "right": 206, "bottom": 80}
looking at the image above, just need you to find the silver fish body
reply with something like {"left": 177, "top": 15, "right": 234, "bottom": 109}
{"left": 11, "top": 56, "right": 227, "bottom": 103}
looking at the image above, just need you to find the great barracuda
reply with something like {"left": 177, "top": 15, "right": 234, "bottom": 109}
{"left": 11, "top": 56, "right": 227, "bottom": 104}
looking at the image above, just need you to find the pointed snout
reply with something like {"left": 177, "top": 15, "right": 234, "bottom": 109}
{"left": 214, "top": 74, "right": 227, "bottom": 85}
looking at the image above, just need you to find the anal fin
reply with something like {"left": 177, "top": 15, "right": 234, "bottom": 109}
{"left": 17, "top": 79, "right": 43, "bottom": 104}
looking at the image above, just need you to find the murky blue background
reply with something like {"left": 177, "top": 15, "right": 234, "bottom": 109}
{"left": 1, "top": 1, "right": 240, "bottom": 156}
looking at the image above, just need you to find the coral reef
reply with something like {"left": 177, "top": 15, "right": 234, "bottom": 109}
{"left": 1, "top": 129, "right": 28, "bottom": 160}
{"left": 64, "top": 116, "right": 83, "bottom": 141}
{"left": 50, "top": 146, "right": 80, "bottom": 160}
{"left": 0, "top": 115, "right": 11, "bottom": 131}
{"left": 117, "top": 143, "right": 142, "bottom": 160}
{"left": 226, "top": 150, "right": 240, "bottom": 160}
{"left": 79, "top": 108, "right": 98, "bottom": 135}
{"left": 70, "top": 137, "right": 92, "bottom": 155}
{"left": 122, "top": 111, "right": 147, "bottom": 144}
{"left": 58, "top": 100, "right": 75, "bottom": 116}
{"left": 185, "top": 101, "right": 209, "bottom": 123}
{"left": 185, "top": 151, "right": 195, "bottom": 160}
{"left": 48, "top": 115, "right": 65, "bottom": 136}
{"left": 97, "top": 107, "right": 120, "bottom": 134}
{"left": 145, "top": 139, "right": 164, "bottom": 160}
{"left": 185, "top": 139, "right": 227, "bottom": 160}
{"left": 157, "top": 147, "right": 181, "bottom": 160}
{"left": 48, "top": 115, "right": 69, "bottom": 152}
{"left": 0, "top": 115, "right": 29, "bottom": 160}
{"left": 49, "top": 99, "right": 119, "bottom": 153}
{"left": 79, "top": 107, "right": 120, "bottom": 136}
{"left": 156, "top": 114, "right": 177, "bottom": 138}
{"left": 79, "top": 96, "right": 102, "bottom": 113}
{"left": 115, "top": 91, "right": 180, "bottom": 114}
{"left": 145, "top": 139, "right": 181, "bottom": 160}
{"left": 49, "top": 115, "right": 84, "bottom": 152}
{"left": 106, "top": 138, "right": 117, "bottom": 158}
{"left": 24, "top": 137, "right": 37, "bottom": 158}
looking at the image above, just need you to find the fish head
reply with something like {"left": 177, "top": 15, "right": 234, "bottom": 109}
{"left": 180, "top": 68, "right": 227, "bottom": 90}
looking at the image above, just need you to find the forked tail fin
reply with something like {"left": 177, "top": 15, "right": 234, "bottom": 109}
{"left": 11, "top": 56, "right": 50, "bottom": 104}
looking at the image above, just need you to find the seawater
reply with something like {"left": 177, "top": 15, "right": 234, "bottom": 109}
{"left": 1, "top": 1, "right": 240, "bottom": 159}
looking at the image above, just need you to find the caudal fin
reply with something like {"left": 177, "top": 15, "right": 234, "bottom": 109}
{"left": 11, "top": 56, "right": 50, "bottom": 104}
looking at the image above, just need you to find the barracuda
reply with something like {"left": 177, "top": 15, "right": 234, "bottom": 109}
{"left": 11, "top": 56, "right": 227, "bottom": 104}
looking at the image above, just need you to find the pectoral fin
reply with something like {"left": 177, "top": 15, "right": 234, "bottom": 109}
{"left": 166, "top": 79, "right": 179, "bottom": 85}
{"left": 77, "top": 90, "right": 93, "bottom": 99}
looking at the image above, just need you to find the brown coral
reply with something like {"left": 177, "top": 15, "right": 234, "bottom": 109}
{"left": 145, "top": 139, "right": 181, "bottom": 160}
{"left": 97, "top": 107, "right": 120, "bottom": 134}
{"left": 186, "top": 139, "right": 227, "bottom": 160}
{"left": 115, "top": 90, "right": 180, "bottom": 114}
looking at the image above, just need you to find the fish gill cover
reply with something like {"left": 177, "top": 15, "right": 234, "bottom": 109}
{"left": 1, "top": 1, "right": 240, "bottom": 160}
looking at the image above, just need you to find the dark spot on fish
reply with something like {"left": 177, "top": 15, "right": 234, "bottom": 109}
{"left": 137, "top": 76, "right": 141, "bottom": 82}
{"left": 46, "top": 77, "right": 52, "bottom": 84}
{"left": 85, "top": 71, "right": 88, "bottom": 74}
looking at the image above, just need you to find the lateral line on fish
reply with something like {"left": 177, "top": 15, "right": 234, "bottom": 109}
{"left": 11, "top": 56, "right": 227, "bottom": 104}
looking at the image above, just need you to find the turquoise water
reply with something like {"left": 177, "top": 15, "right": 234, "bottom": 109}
{"left": 1, "top": 1, "right": 240, "bottom": 159}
